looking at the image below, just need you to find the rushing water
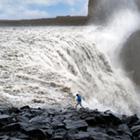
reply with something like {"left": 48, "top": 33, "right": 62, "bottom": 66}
{"left": 0, "top": 26, "right": 139, "bottom": 115}
{"left": 0, "top": 0, "right": 140, "bottom": 115}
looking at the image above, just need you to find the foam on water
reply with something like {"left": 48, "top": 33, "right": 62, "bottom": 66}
{"left": 0, "top": 26, "right": 140, "bottom": 116}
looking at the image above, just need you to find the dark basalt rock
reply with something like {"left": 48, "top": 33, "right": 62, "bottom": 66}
{"left": 131, "top": 125, "right": 140, "bottom": 136}
{"left": 0, "top": 106, "right": 139, "bottom": 140}
{"left": 51, "top": 128, "right": 67, "bottom": 140}
{"left": 1, "top": 122, "right": 21, "bottom": 132}
{"left": 117, "top": 124, "right": 132, "bottom": 137}
{"left": 70, "top": 131, "right": 90, "bottom": 140}
{"left": 64, "top": 119, "right": 88, "bottom": 131}
{"left": 20, "top": 105, "right": 30, "bottom": 110}
{"left": 85, "top": 116, "right": 97, "bottom": 126}
{"left": 123, "top": 114, "right": 139, "bottom": 127}
{"left": 8, "top": 107, "right": 20, "bottom": 114}
{"left": 52, "top": 118, "right": 65, "bottom": 129}
{"left": 120, "top": 30, "right": 140, "bottom": 86}
{"left": 0, "top": 114, "right": 11, "bottom": 122}
{"left": 89, "top": 131, "right": 112, "bottom": 140}
{"left": 25, "top": 128, "right": 46, "bottom": 139}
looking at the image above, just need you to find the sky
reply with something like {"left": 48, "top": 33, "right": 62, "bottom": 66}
{"left": 0, "top": 0, "right": 88, "bottom": 20}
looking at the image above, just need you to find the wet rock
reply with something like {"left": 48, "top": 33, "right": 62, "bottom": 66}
{"left": 52, "top": 129, "right": 67, "bottom": 140}
{"left": 30, "top": 108, "right": 45, "bottom": 116}
{"left": 19, "top": 112, "right": 33, "bottom": 120}
{"left": 124, "top": 114, "right": 139, "bottom": 127}
{"left": 113, "top": 135, "right": 131, "bottom": 140}
{"left": 29, "top": 115, "right": 50, "bottom": 124}
{"left": 131, "top": 125, "right": 140, "bottom": 136}
{"left": 85, "top": 116, "right": 99, "bottom": 126}
{"left": 133, "top": 119, "right": 140, "bottom": 126}
{"left": 52, "top": 118, "right": 65, "bottom": 129}
{"left": 64, "top": 119, "right": 88, "bottom": 131}
{"left": 117, "top": 124, "right": 132, "bottom": 137}
{"left": 101, "top": 112, "right": 122, "bottom": 125}
{"left": 106, "top": 128, "right": 118, "bottom": 136}
{"left": 8, "top": 107, "right": 20, "bottom": 114}
{"left": 0, "top": 106, "right": 139, "bottom": 140}
{"left": 20, "top": 105, "right": 30, "bottom": 110}
{"left": 25, "top": 128, "right": 46, "bottom": 139}
{"left": 11, "top": 132, "right": 29, "bottom": 139}
{"left": 2, "top": 123, "right": 20, "bottom": 132}
{"left": 89, "top": 131, "right": 112, "bottom": 140}
{"left": 0, "top": 114, "right": 12, "bottom": 126}
{"left": 28, "top": 116, "right": 51, "bottom": 131}
{"left": 69, "top": 131, "right": 90, "bottom": 140}
{"left": 0, "top": 114, "right": 11, "bottom": 121}
{"left": 17, "top": 115, "right": 30, "bottom": 123}
{"left": 47, "top": 108, "right": 56, "bottom": 117}
{"left": 84, "top": 112, "right": 121, "bottom": 127}
{"left": 44, "top": 128, "right": 54, "bottom": 138}
{"left": 0, "top": 135, "right": 9, "bottom": 140}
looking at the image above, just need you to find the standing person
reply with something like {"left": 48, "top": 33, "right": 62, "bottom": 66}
{"left": 75, "top": 94, "right": 83, "bottom": 109}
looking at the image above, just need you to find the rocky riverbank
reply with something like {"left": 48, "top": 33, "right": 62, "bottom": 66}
{"left": 0, "top": 106, "right": 139, "bottom": 140}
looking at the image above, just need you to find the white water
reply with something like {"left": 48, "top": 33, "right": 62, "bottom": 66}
{"left": 0, "top": 26, "right": 139, "bottom": 115}
{"left": 0, "top": 0, "right": 140, "bottom": 115}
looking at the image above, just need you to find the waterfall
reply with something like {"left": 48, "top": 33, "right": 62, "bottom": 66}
{"left": 0, "top": 26, "right": 139, "bottom": 115}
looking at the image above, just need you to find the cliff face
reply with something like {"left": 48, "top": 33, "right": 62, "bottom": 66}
{"left": 120, "top": 30, "right": 140, "bottom": 86}
{"left": 88, "top": 0, "right": 95, "bottom": 18}
{"left": 136, "top": 0, "right": 140, "bottom": 10}
{"left": 88, "top": 0, "right": 140, "bottom": 24}
{"left": 88, "top": 0, "right": 118, "bottom": 24}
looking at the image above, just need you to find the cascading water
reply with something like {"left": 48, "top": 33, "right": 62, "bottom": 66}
{"left": 0, "top": 0, "right": 140, "bottom": 115}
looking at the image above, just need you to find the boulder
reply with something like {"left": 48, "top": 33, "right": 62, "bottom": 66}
{"left": 124, "top": 114, "right": 139, "bottom": 127}
{"left": 131, "top": 125, "right": 140, "bottom": 136}
{"left": 64, "top": 119, "right": 88, "bottom": 131}
{"left": 2, "top": 123, "right": 20, "bottom": 132}
{"left": 8, "top": 107, "right": 20, "bottom": 114}
{"left": 44, "top": 128, "right": 54, "bottom": 138}
{"left": 70, "top": 131, "right": 90, "bottom": 140}
{"left": 20, "top": 106, "right": 30, "bottom": 110}
{"left": 52, "top": 118, "right": 65, "bottom": 129}
{"left": 0, "top": 135, "right": 9, "bottom": 140}
{"left": 51, "top": 129, "right": 67, "bottom": 140}
{"left": 117, "top": 124, "right": 132, "bottom": 137}
{"left": 0, "top": 115, "right": 12, "bottom": 126}
{"left": 101, "top": 112, "right": 122, "bottom": 125}
{"left": 25, "top": 128, "right": 46, "bottom": 139}
{"left": 106, "top": 128, "right": 118, "bottom": 136}
{"left": 85, "top": 116, "right": 97, "bottom": 126}
{"left": 89, "top": 131, "right": 112, "bottom": 140}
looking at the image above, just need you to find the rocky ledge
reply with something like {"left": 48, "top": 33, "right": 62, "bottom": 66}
{"left": 0, "top": 106, "right": 139, "bottom": 140}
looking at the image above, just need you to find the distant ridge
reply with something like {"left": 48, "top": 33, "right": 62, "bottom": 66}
{"left": 0, "top": 16, "right": 88, "bottom": 26}
{"left": 0, "top": 0, "right": 94, "bottom": 26}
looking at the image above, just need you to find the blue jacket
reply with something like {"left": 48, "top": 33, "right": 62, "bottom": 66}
{"left": 76, "top": 95, "right": 81, "bottom": 102}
